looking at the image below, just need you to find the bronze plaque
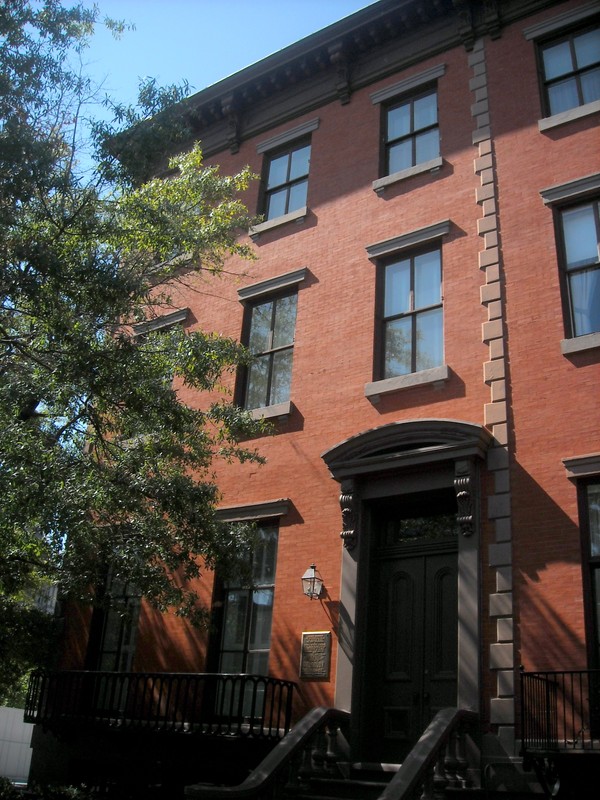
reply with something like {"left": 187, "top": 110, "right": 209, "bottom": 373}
{"left": 300, "top": 631, "right": 331, "bottom": 680}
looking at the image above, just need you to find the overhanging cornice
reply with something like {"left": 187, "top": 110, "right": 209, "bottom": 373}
{"left": 144, "top": 0, "right": 566, "bottom": 163}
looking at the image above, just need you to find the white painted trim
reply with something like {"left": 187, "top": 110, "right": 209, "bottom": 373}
{"left": 366, "top": 220, "right": 451, "bottom": 259}
{"left": 249, "top": 400, "right": 292, "bottom": 420}
{"left": 523, "top": 2, "right": 600, "bottom": 40}
{"left": 216, "top": 498, "right": 290, "bottom": 521}
{"left": 249, "top": 206, "right": 308, "bottom": 238}
{"left": 563, "top": 453, "right": 600, "bottom": 480}
{"left": 540, "top": 172, "right": 600, "bottom": 204}
{"left": 561, "top": 331, "right": 600, "bottom": 355}
{"left": 538, "top": 99, "right": 600, "bottom": 132}
{"left": 370, "top": 63, "right": 446, "bottom": 104}
{"left": 372, "top": 157, "right": 444, "bottom": 193}
{"left": 365, "top": 364, "right": 450, "bottom": 402}
{"left": 238, "top": 268, "right": 308, "bottom": 302}
{"left": 256, "top": 118, "right": 320, "bottom": 153}
{"left": 132, "top": 308, "right": 189, "bottom": 335}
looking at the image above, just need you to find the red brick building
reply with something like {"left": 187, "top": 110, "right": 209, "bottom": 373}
{"left": 29, "top": 0, "right": 600, "bottom": 795}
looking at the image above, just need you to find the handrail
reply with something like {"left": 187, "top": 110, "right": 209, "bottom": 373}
{"left": 184, "top": 706, "right": 350, "bottom": 798}
{"left": 25, "top": 670, "right": 296, "bottom": 740}
{"left": 378, "top": 708, "right": 479, "bottom": 799}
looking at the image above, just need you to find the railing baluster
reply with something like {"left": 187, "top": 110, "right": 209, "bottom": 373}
{"left": 443, "top": 730, "right": 459, "bottom": 787}
{"left": 420, "top": 764, "right": 436, "bottom": 799}
{"left": 455, "top": 724, "right": 470, "bottom": 788}
{"left": 311, "top": 726, "right": 327, "bottom": 773}
{"left": 432, "top": 748, "right": 448, "bottom": 798}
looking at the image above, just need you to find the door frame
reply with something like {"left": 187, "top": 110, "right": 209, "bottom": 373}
{"left": 321, "top": 419, "right": 491, "bottom": 759}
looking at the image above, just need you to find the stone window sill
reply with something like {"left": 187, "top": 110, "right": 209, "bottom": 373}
{"left": 538, "top": 99, "right": 600, "bottom": 132}
{"left": 561, "top": 331, "right": 600, "bottom": 355}
{"left": 365, "top": 364, "right": 450, "bottom": 403}
{"left": 249, "top": 207, "right": 307, "bottom": 240}
{"left": 248, "top": 401, "right": 292, "bottom": 420}
{"left": 372, "top": 157, "right": 444, "bottom": 194}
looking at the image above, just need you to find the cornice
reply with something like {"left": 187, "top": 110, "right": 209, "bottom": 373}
{"left": 150, "top": 0, "right": 567, "bottom": 162}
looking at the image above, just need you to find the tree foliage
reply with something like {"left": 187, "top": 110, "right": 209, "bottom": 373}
{"left": 0, "top": 0, "right": 262, "bottom": 699}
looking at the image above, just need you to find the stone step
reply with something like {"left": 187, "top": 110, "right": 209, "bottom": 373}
{"left": 308, "top": 776, "right": 390, "bottom": 798}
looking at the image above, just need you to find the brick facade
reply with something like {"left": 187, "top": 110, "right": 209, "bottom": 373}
{"left": 56, "top": 0, "right": 600, "bottom": 774}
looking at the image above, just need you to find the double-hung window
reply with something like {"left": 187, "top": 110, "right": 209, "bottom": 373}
{"left": 540, "top": 174, "right": 600, "bottom": 353}
{"left": 244, "top": 293, "right": 297, "bottom": 410}
{"left": 539, "top": 25, "right": 600, "bottom": 117}
{"left": 524, "top": 5, "right": 600, "bottom": 129}
{"left": 381, "top": 246, "right": 443, "bottom": 378}
{"left": 85, "top": 568, "right": 141, "bottom": 673}
{"left": 370, "top": 65, "right": 445, "bottom": 193}
{"left": 218, "top": 523, "right": 279, "bottom": 677}
{"left": 559, "top": 199, "right": 600, "bottom": 338}
{"left": 384, "top": 88, "right": 440, "bottom": 176}
{"left": 263, "top": 141, "right": 311, "bottom": 221}
{"left": 238, "top": 268, "right": 307, "bottom": 415}
{"left": 251, "top": 119, "right": 319, "bottom": 237}
{"left": 364, "top": 221, "right": 450, "bottom": 400}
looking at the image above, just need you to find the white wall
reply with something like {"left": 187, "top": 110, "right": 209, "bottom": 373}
{"left": 0, "top": 706, "right": 33, "bottom": 784}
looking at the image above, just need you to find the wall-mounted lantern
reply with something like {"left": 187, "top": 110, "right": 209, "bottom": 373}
{"left": 301, "top": 564, "right": 324, "bottom": 600}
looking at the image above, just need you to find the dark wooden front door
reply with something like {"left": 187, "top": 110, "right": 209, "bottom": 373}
{"left": 360, "top": 490, "right": 458, "bottom": 763}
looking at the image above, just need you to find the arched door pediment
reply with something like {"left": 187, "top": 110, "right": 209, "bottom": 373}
{"left": 322, "top": 419, "right": 492, "bottom": 482}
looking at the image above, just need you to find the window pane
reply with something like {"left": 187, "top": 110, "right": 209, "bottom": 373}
{"left": 222, "top": 591, "right": 249, "bottom": 649}
{"left": 267, "top": 153, "right": 289, "bottom": 189}
{"left": 543, "top": 40, "right": 574, "bottom": 80}
{"left": 270, "top": 349, "right": 293, "bottom": 405}
{"left": 246, "top": 652, "right": 269, "bottom": 675}
{"left": 562, "top": 205, "right": 598, "bottom": 268}
{"left": 253, "top": 527, "right": 278, "bottom": 584}
{"left": 574, "top": 29, "right": 600, "bottom": 69}
{"left": 416, "top": 307, "right": 443, "bottom": 372}
{"left": 569, "top": 267, "right": 600, "bottom": 336}
{"left": 548, "top": 77, "right": 580, "bottom": 114}
{"left": 248, "top": 301, "right": 273, "bottom": 354}
{"left": 289, "top": 144, "right": 311, "bottom": 180}
{"left": 414, "top": 250, "right": 441, "bottom": 309}
{"left": 246, "top": 356, "right": 270, "bottom": 409}
{"left": 288, "top": 179, "right": 308, "bottom": 213}
{"left": 102, "top": 614, "right": 122, "bottom": 652}
{"left": 582, "top": 67, "right": 600, "bottom": 104}
{"left": 272, "top": 295, "right": 297, "bottom": 348}
{"left": 266, "top": 188, "right": 288, "bottom": 220}
{"left": 594, "top": 569, "right": 600, "bottom": 666}
{"left": 220, "top": 652, "right": 244, "bottom": 673}
{"left": 415, "top": 128, "right": 440, "bottom": 164}
{"left": 413, "top": 92, "right": 437, "bottom": 130}
{"left": 387, "top": 103, "right": 411, "bottom": 140}
{"left": 588, "top": 484, "right": 600, "bottom": 557}
{"left": 384, "top": 317, "right": 412, "bottom": 377}
{"left": 249, "top": 590, "right": 274, "bottom": 650}
{"left": 388, "top": 139, "right": 413, "bottom": 173}
{"left": 384, "top": 259, "right": 411, "bottom": 317}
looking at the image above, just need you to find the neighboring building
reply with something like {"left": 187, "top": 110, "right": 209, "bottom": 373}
{"left": 27, "top": 0, "right": 600, "bottom": 796}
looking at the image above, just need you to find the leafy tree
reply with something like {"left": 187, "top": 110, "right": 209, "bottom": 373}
{"left": 0, "top": 0, "right": 262, "bottom": 700}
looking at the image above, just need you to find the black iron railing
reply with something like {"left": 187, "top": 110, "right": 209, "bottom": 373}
{"left": 520, "top": 669, "right": 600, "bottom": 753}
{"left": 25, "top": 671, "right": 295, "bottom": 740}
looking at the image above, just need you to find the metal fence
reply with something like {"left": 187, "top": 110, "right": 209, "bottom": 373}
{"left": 25, "top": 670, "right": 295, "bottom": 740}
{"left": 520, "top": 669, "right": 600, "bottom": 753}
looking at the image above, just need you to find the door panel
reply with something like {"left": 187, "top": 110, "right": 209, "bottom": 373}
{"left": 360, "top": 527, "right": 458, "bottom": 762}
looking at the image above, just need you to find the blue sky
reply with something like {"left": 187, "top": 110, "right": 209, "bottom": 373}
{"left": 82, "top": 1, "right": 378, "bottom": 109}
